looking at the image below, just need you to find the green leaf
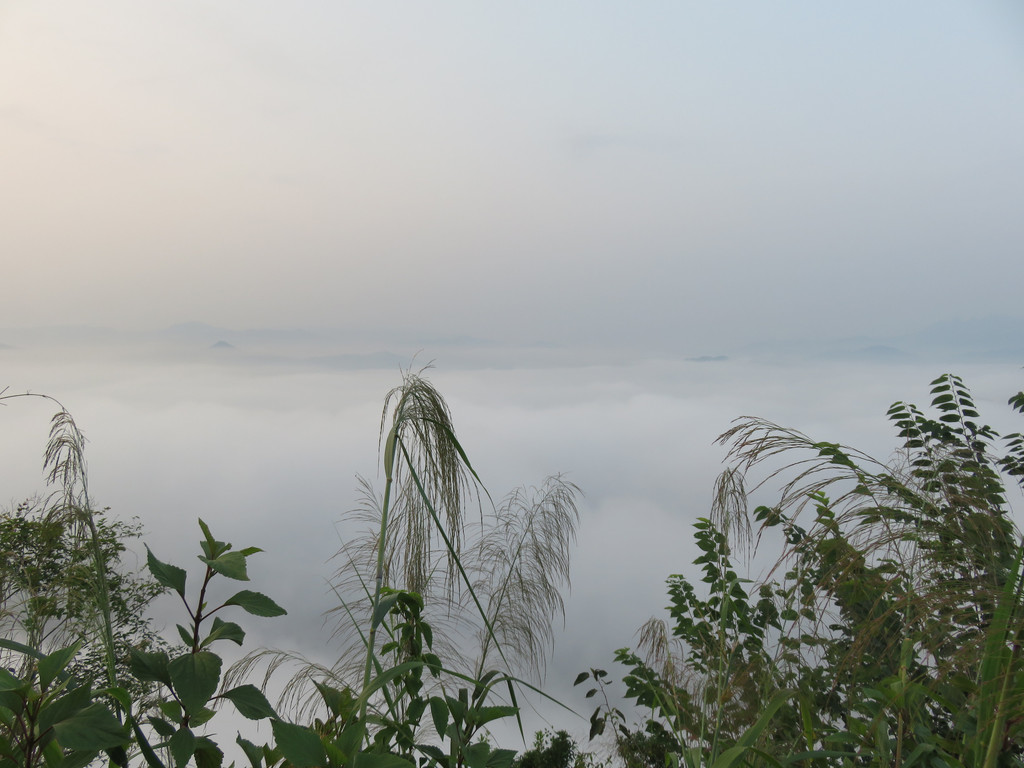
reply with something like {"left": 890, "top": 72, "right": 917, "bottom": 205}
{"left": 146, "top": 546, "right": 188, "bottom": 597}
{"left": 197, "top": 518, "right": 229, "bottom": 560}
{"left": 130, "top": 649, "right": 173, "bottom": 687}
{"left": 52, "top": 702, "right": 127, "bottom": 750}
{"left": 190, "top": 706, "right": 217, "bottom": 727}
{"left": 147, "top": 717, "right": 176, "bottom": 738}
{"left": 131, "top": 716, "right": 169, "bottom": 768}
{"left": 430, "top": 696, "right": 449, "bottom": 735}
{"left": 462, "top": 742, "right": 492, "bottom": 768}
{"left": 220, "top": 685, "right": 277, "bottom": 720}
{"left": 470, "top": 705, "right": 518, "bottom": 728}
{"left": 37, "top": 684, "right": 92, "bottom": 735}
{"left": 0, "top": 667, "right": 26, "bottom": 692}
{"left": 222, "top": 590, "right": 287, "bottom": 617}
{"left": 201, "top": 617, "right": 246, "bottom": 648}
{"left": 487, "top": 749, "right": 517, "bottom": 768}
{"left": 354, "top": 754, "right": 416, "bottom": 768}
{"left": 168, "top": 652, "right": 222, "bottom": 715}
{"left": 158, "top": 699, "right": 183, "bottom": 721}
{"left": 199, "top": 551, "right": 250, "bottom": 581}
{"left": 270, "top": 720, "right": 326, "bottom": 768}
{"left": 372, "top": 592, "right": 401, "bottom": 629}
{"left": 313, "top": 681, "right": 355, "bottom": 718}
{"left": 169, "top": 727, "right": 196, "bottom": 768}
{"left": 39, "top": 642, "right": 80, "bottom": 691}
{"left": 176, "top": 624, "right": 195, "bottom": 647}
{"left": 236, "top": 735, "right": 265, "bottom": 768}
{"left": 194, "top": 738, "right": 224, "bottom": 768}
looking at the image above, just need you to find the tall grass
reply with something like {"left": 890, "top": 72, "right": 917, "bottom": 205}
{"left": 0, "top": 391, "right": 120, "bottom": 698}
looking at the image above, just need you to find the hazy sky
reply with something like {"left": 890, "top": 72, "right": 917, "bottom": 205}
{"left": 3, "top": 2, "right": 1024, "bottom": 351}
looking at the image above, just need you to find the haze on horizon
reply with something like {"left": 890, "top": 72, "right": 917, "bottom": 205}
{"left": 3, "top": 2, "right": 1024, "bottom": 352}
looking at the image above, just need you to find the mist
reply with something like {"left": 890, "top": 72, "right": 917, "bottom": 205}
{"left": 3, "top": 337, "right": 1021, "bottom": 748}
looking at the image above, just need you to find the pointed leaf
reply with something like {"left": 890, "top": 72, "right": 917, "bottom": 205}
{"left": 197, "top": 518, "right": 228, "bottom": 560}
{"left": 146, "top": 546, "right": 187, "bottom": 597}
{"left": 0, "top": 667, "right": 26, "bottom": 692}
{"left": 52, "top": 702, "right": 127, "bottom": 750}
{"left": 130, "top": 649, "right": 173, "bottom": 687}
{"left": 202, "top": 617, "right": 246, "bottom": 648}
{"left": 222, "top": 590, "right": 287, "bottom": 617}
{"left": 220, "top": 685, "right": 277, "bottom": 720}
{"left": 430, "top": 696, "right": 449, "bottom": 736}
{"left": 354, "top": 755, "right": 416, "bottom": 768}
{"left": 39, "top": 642, "right": 80, "bottom": 691}
{"left": 194, "top": 738, "right": 224, "bottom": 768}
{"left": 169, "top": 727, "right": 196, "bottom": 768}
{"left": 199, "top": 551, "right": 250, "bottom": 581}
{"left": 237, "top": 736, "right": 265, "bottom": 768}
{"left": 270, "top": 720, "right": 326, "bottom": 768}
{"left": 177, "top": 624, "right": 195, "bottom": 647}
{"left": 168, "top": 652, "right": 222, "bottom": 715}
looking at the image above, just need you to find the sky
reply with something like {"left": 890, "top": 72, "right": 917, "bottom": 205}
{"left": 3, "top": 2, "right": 1024, "bottom": 352}
{"left": 3, "top": 0, "right": 1024, "bottom": 757}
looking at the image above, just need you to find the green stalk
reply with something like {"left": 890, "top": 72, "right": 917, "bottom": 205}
{"left": 361, "top": 422, "right": 399, "bottom": 721}
{"left": 975, "top": 537, "right": 1024, "bottom": 768}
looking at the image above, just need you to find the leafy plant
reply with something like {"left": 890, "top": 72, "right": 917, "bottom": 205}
{"left": 231, "top": 369, "right": 580, "bottom": 762}
{"left": 130, "top": 519, "right": 285, "bottom": 768}
{"left": 0, "top": 500, "right": 167, "bottom": 702}
{"left": 586, "top": 374, "right": 1024, "bottom": 766}
{"left": 0, "top": 640, "right": 129, "bottom": 768}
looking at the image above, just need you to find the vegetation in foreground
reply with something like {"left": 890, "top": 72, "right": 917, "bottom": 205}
{"left": 2, "top": 372, "right": 1024, "bottom": 768}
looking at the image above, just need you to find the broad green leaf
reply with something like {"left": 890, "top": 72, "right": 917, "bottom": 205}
{"left": 0, "top": 667, "right": 25, "bottom": 692}
{"left": 471, "top": 705, "right": 518, "bottom": 728}
{"left": 461, "top": 742, "right": 492, "bottom": 768}
{"left": 202, "top": 617, "right": 246, "bottom": 648}
{"left": 222, "top": 590, "right": 287, "bottom": 617}
{"left": 220, "top": 685, "right": 277, "bottom": 720}
{"left": 101, "top": 685, "right": 132, "bottom": 714}
{"left": 159, "top": 699, "right": 183, "bottom": 721}
{"left": 130, "top": 649, "right": 173, "bottom": 687}
{"left": 487, "top": 749, "right": 518, "bottom": 768}
{"left": 430, "top": 696, "right": 449, "bottom": 735}
{"left": 169, "top": 727, "right": 196, "bottom": 768}
{"left": 194, "top": 738, "right": 224, "bottom": 768}
{"left": 313, "top": 680, "right": 355, "bottom": 718}
{"left": 199, "top": 551, "right": 249, "bottom": 580}
{"left": 52, "top": 702, "right": 127, "bottom": 750}
{"left": 39, "top": 642, "right": 80, "bottom": 691}
{"left": 37, "top": 685, "right": 92, "bottom": 734}
{"left": 147, "top": 716, "right": 176, "bottom": 738}
{"left": 270, "top": 720, "right": 326, "bottom": 768}
{"left": 335, "top": 718, "right": 366, "bottom": 760}
{"left": 190, "top": 706, "right": 217, "bottom": 727}
{"left": 236, "top": 735, "right": 265, "bottom": 768}
{"left": 354, "top": 754, "right": 416, "bottom": 768}
{"left": 146, "top": 546, "right": 187, "bottom": 597}
{"left": 168, "top": 652, "right": 222, "bottom": 715}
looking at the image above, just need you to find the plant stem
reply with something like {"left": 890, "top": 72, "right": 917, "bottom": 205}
{"left": 361, "top": 423, "right": 399, "bottom": 729}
